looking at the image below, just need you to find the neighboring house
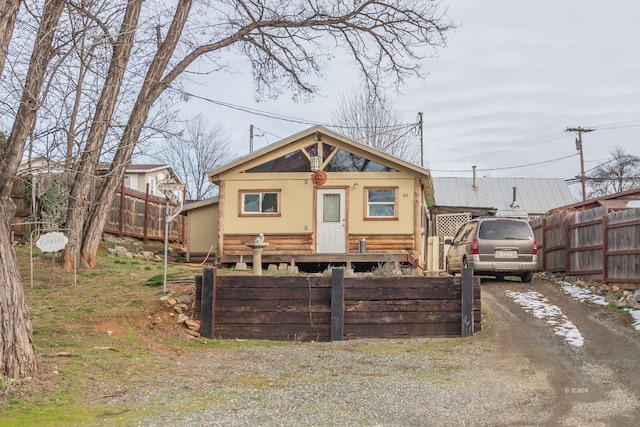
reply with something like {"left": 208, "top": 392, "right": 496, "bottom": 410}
{"left": 546, "top": 187, "right": 640, "bottom": 215}
{"left": 429, "top": 176, "right": 577, "bottom": 271}
{"left": 431, "top": 176, "right": 577, "bottom": 220}
{"left": 12, "top": 157, "right": 71, "bottom": 237}
{"left": 96, "top": 163, "right": 185, "bottom": 198}
{"left": 16, "top": 156, "right": 70, "bottom": 198}
{"left": 185, "top": 126, "right": 436, "bottom": 270}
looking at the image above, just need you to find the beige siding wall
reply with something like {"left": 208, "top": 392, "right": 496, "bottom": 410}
{"left": 187, "top": 203, "right": 219, "bottom": 255}
{"left": 222, "top": 172, "right": 417, "bottom": 236}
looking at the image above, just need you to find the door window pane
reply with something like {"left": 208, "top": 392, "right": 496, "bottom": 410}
{"left": 323, "top": 194, "right": 340, "bottom": 222}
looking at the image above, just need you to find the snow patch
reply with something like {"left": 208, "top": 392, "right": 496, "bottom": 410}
{"left": 628, "top": 309, "right": 640, "bottom": 331}
{"left": 559, "top": 282, "right": 608, "bottom": 307}
{"left": 505, "top": 290, "right": 584, "bottom": 347}
{"left": 559, "top": 281, "right": 640, "bottom": 330}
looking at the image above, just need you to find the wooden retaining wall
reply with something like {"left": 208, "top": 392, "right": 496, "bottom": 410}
{"left": 198, "top": 269, "right": 481, "bottom": 341}
{"left": 531, "top": 206, "right": 640, "bottom": 289}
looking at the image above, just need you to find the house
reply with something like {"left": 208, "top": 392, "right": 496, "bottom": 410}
{"left": 546, "top": 187, "right": 640, "bottom": 215}
{"left": 431, "top": 176, "right": 576, "bottom": 219}
{"left": 96, "top": 163, "right": 184, "bottom": 197}
{"left": 430, "top": 175, "right": 576, "bottom": 236}
{"left": 429, "top": 175, "right": 576, "bottom": 271}
{"left": 185, "top": 126, "right": 435, "bottom": 271}
{"left": 11, "top": 157, "right": 70, "bottom": 238}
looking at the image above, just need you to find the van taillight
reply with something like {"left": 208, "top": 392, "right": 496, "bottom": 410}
{"left": 472, "top": 239, "right": 479, "bottom": 255}
{"left": 533, "top": 240, "right": 538, "bottom": 255}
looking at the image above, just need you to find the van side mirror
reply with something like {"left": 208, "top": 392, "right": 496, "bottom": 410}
{"left": 445, "top": 238, "right": 453, "bottom": 245}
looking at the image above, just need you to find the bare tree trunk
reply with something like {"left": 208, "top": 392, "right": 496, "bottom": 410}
{"left": 0, "top": 0, "right": 22, "bottom": 77}
{"left": 80, "top": 0, "right": 193, "bottom": 267}
{"left": 0, "top": 202, "right": 37, "bottom": 378}
{"left": 0, "top": 0, "right": 66, "bottom": 379}
{"left": 64, "top": 0, "right": 144, "bottom": 270}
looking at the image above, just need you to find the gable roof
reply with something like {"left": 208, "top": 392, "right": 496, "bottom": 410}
{"left": 96, "top": 163, "right": 184, "bottom": 184}
{"left": 207, "top": 125, "right": 432, "bottom": 180}
{"left": 431, "top": 177, "right": 576, "bottom": 215}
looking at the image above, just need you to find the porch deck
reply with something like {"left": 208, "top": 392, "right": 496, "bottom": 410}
{"left": 220, "top": 252, "right": 418, "bottom": 271}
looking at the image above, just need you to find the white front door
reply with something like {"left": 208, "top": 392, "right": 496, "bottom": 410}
{"left": 316, "top": 188, "right": 346, "bottom": 253}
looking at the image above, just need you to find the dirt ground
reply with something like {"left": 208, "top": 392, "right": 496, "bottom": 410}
{"left": 482, "top": 278, "right": 640, "bottom": 426}
{"left": 5, "top": 269, "right": 640, "bottom": 426}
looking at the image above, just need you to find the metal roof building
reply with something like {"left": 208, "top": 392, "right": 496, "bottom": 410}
{"left": 431, "top": 177, "right": 577, "bottom": 218}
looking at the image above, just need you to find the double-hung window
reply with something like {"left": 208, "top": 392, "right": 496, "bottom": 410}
{"left": 365, "top": 187, "right": 398, "bottom": 219}
{"left": 241, "top": 190, "right": 280, "bottom": 216}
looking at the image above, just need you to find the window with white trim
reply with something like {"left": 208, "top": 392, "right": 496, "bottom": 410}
{"left": 148, "top": 177, "right": 156, "bottom": 195}
{"left": 365, "top": 187, "right": 397, "bottom": 218}
{"left": 241, "top": 190, "right": 280, "bottom": 215}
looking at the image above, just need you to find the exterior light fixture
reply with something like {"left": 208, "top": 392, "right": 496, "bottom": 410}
{"left": 310, "top": 156, "right": 321, "bottom": 172}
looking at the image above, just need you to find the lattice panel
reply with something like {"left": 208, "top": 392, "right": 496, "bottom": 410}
{"left": 435, "top": 213, "right": 472, "bottom": 239}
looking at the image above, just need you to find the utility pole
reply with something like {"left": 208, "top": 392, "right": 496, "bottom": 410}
{"left": 418, "top": 112, "right": 424, "bottom": 167}
{"left": 249, "top": 124, "right": 254, "bottom": 153}
{"left": 565, "top": 127, "right": 593, "bottom": 201}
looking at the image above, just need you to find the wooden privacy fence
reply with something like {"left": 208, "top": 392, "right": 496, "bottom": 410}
{"left": 196, "top": 268, "right": 481, "bottom": 342}
{"left": 102, "top": 184, "right": 185, "bottom": 243}
{"left": 531, "top": 206, "right": 640, "bottom": 289}
{"left": 11, "top": 181, "right": 185, "bottom": 243}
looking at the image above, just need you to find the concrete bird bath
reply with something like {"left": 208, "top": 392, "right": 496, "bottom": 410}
{"left": 245, "top": 236, "right": 269, "bottom": 275}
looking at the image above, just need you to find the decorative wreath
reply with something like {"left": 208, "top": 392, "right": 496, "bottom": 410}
{"left": 311, "top": 170, "right": 327, "bottom": 185}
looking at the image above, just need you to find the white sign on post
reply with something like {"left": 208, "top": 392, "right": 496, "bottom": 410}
{"left": 36, "top": 231, "right": 69, "bottom": 252}
{"left": 157, "top": 182, "right": 185, "bottom": 192}
{"left": 158, "top": 182, "right": 186, "bottom": 294}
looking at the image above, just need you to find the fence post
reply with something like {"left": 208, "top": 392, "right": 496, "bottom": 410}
{"left": 119, "top": 181, "right": 125, "bottom": 237}
{"left": 564, "top": 221, "right": 571, "bottom": 275}
{"left": 200, "top": 267, "right": 216, "bottom": 339}
{"left": 602, "top": 214, "right": 609, "bottom": 285}
{"left": 541, "top": 217, "right": 547, "bottom": 272}
{"left": 331, "top": 267, "right": 345, "bottom": 341}
{"left": 182, "top": 191, "right": 187, "bottom": 244}
{"left": 143, "top": 183, "right": 150, "bottom": 241}
{"left": 461, "top": 267, "right": 474, "bottom": 337}
{"left": 194, "top": 274, "right": 202, "bottom": 320}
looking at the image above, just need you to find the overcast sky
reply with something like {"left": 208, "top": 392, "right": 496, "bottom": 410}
{"left": 178, "top": 0, "right": 640, "bottom": 197}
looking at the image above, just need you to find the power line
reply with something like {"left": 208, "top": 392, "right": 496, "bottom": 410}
{"left": 431, "top": 153, "right": 578, "bottom": 173}
{"left": 166, "top": 85, "right": 420, "bottom": 132}
{"left": 587, "top": 119, "right": 640, "bottom": 130}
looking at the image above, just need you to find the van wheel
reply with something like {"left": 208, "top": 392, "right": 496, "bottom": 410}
{"left": 462, "top": 258, "right": 469, "bottom": 270}
{"left": 521, "top": 272, "right": 533, "bottom": 283}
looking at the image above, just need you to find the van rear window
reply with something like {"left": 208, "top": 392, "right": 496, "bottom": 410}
{"left": 478, "top": 221, "right": 532, "bottom": 240}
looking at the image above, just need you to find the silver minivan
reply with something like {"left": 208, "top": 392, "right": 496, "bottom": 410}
{"left": 445, "top": 217, "right": 538, "bottom": 282}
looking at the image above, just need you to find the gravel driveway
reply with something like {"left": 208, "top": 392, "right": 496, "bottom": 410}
{"left": 93, "top": 278, "right": 639, "bottom": 426}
